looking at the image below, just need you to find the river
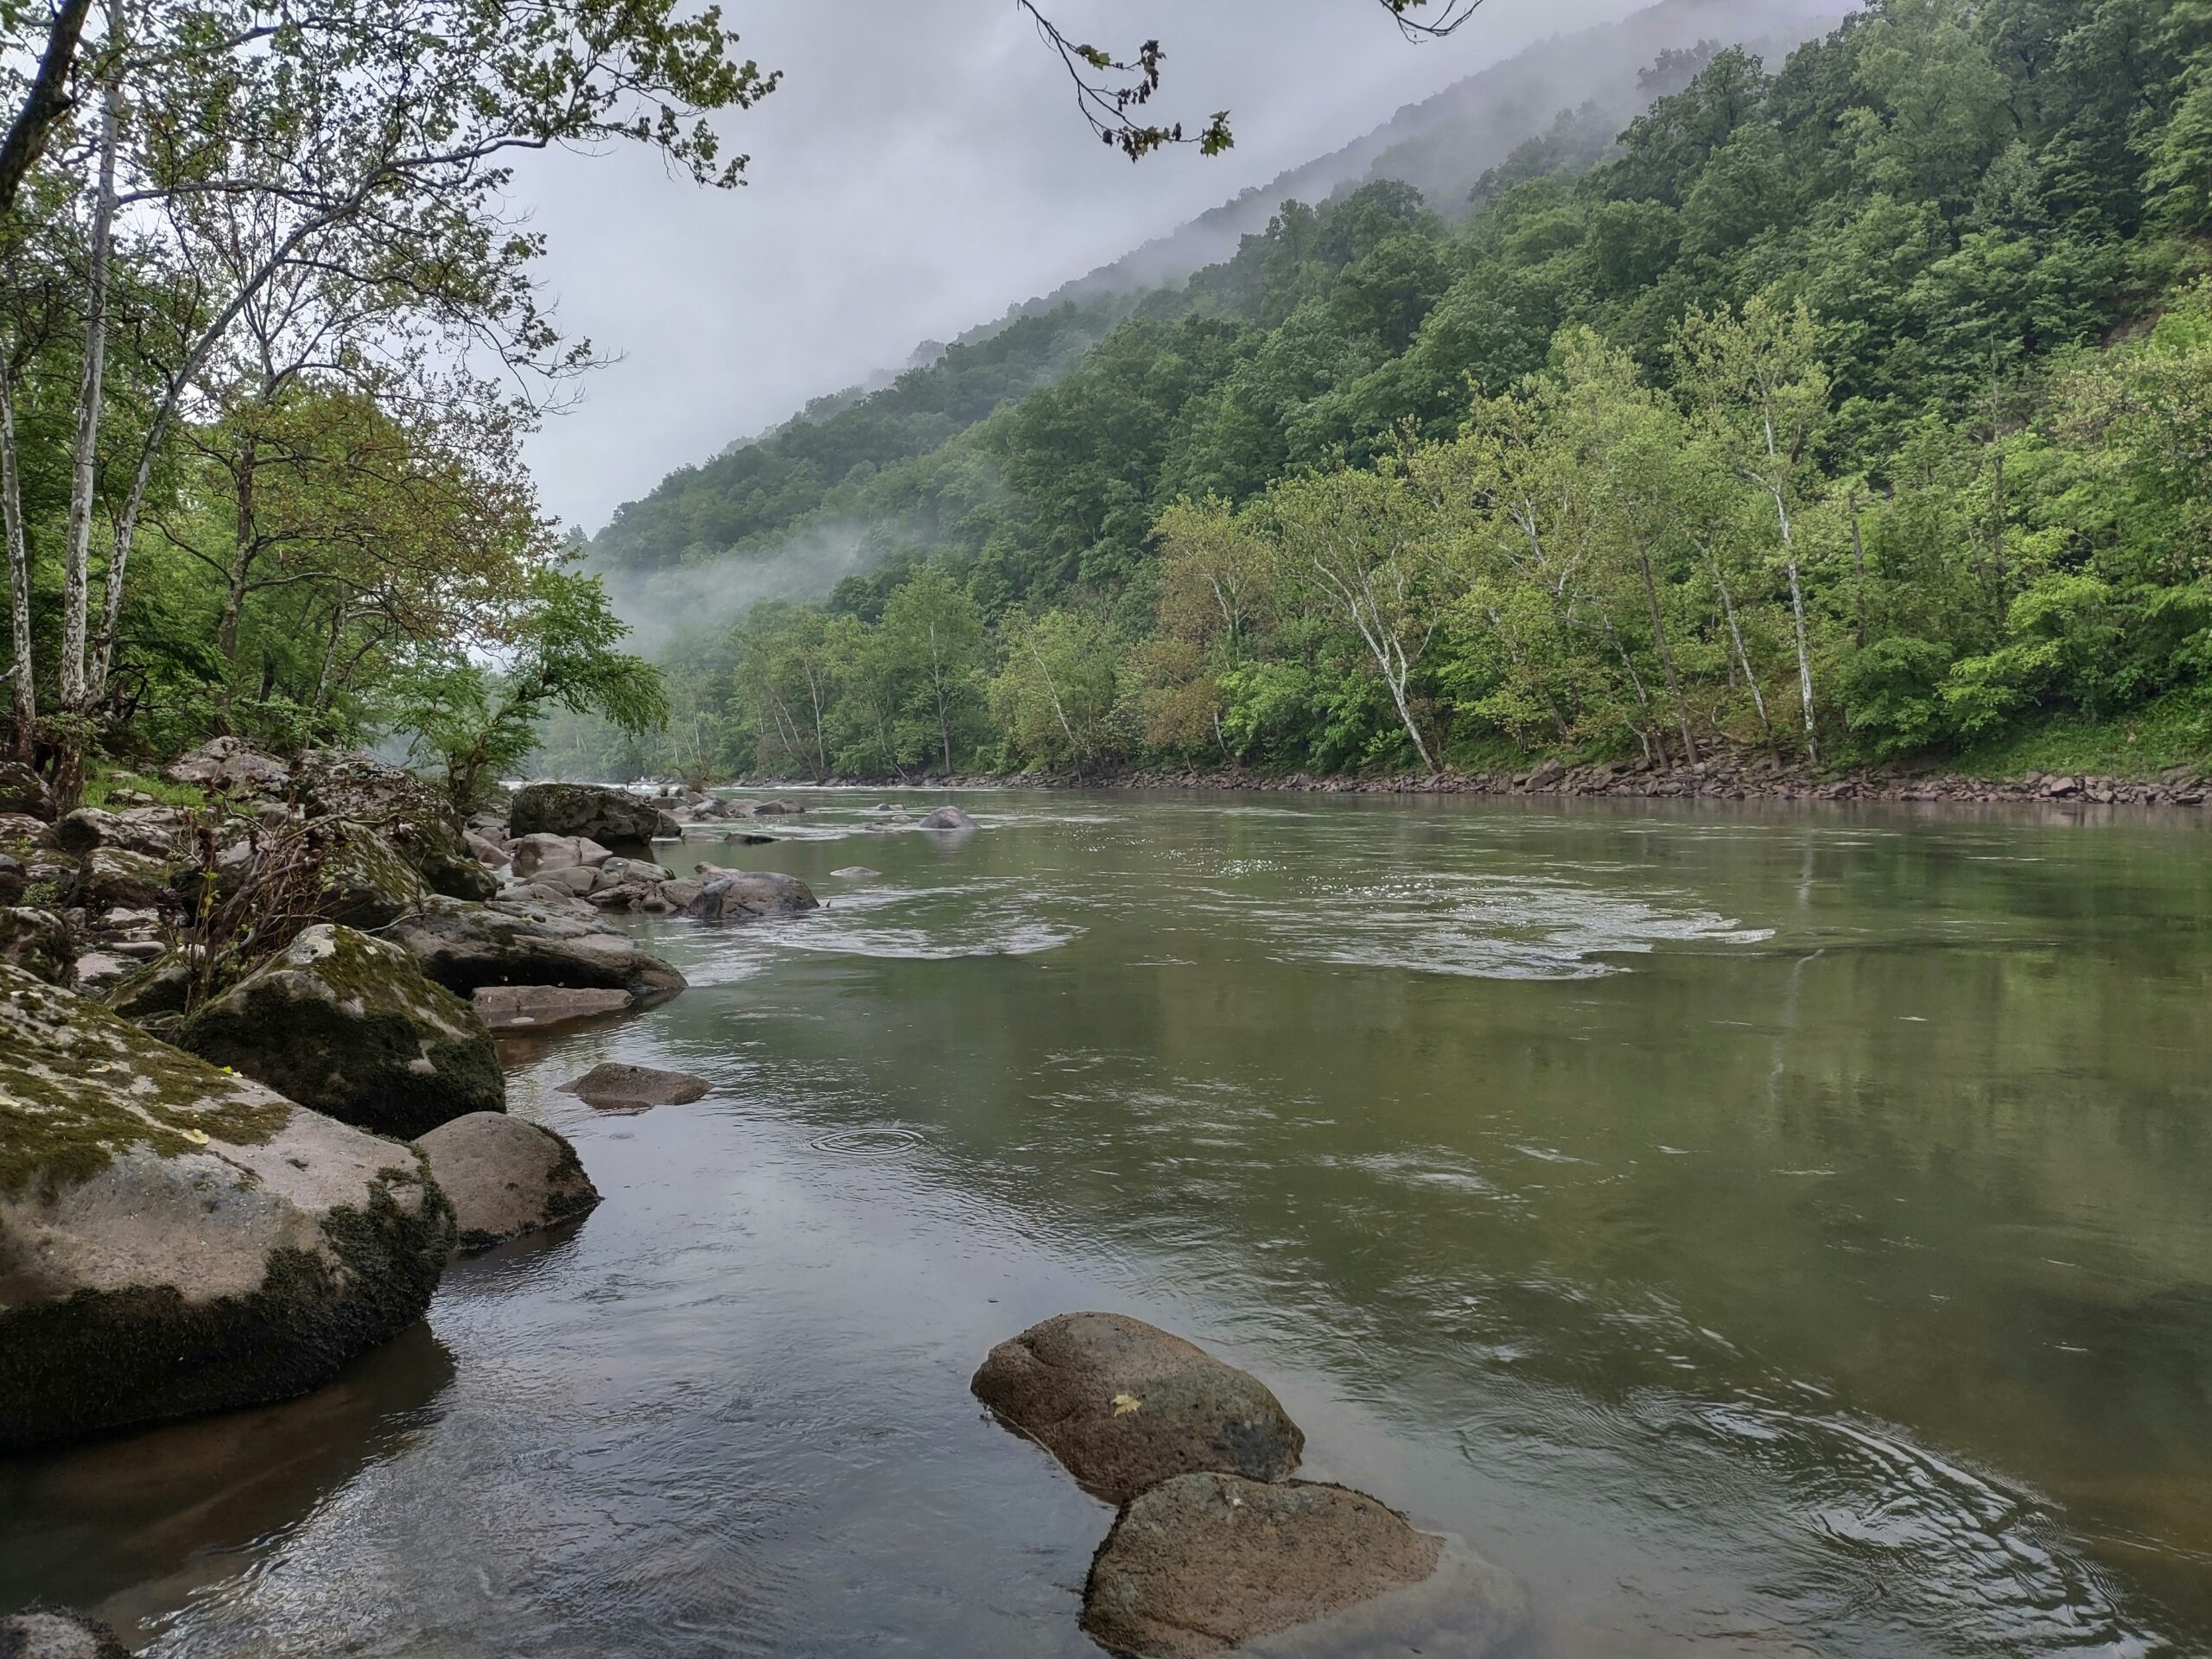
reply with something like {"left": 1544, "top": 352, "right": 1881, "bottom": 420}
{"left": 3, "top": 789, "right": 2208, "bottom": 1656}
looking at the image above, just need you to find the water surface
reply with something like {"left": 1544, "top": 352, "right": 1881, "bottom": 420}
{"left": 5, "top": 790, "right": 2209, "bottom": 1656}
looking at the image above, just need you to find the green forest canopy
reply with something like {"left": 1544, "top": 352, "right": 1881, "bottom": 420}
{"left": 552, "top": 0, "right": 2212, "bottom": 784}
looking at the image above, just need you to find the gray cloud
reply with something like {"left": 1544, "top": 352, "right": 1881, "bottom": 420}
{"left": 506, "top": 0, "right": 1657, "bottom": 536}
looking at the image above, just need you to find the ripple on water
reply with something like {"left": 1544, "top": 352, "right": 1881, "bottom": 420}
{"left": 1230, "top": 871, "right": 1772, "bottom": 980}
{"left": 807, "top": 1126, "right": 928, "bottom": 1157}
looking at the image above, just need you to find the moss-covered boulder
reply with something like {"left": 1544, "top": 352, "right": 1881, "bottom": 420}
{"left": 0, "top": 965, "right": 454, "bottom": 1450}
{"left": 165, "top": 736, "right": 291, "bottom": 794}
{"left": 295, "top": 752, "right": 494, "bottom": 901}
{"left": 413, "top": 1112, "right": 599, "bottom": 1250}
{"left": 179, "top": 925, "right": 502, "bottom": 1140}
{"left": 311, "top": 823, "right": 424, "bottom": 931}
{"left": 0, "top": 907, "right": 73, "bottom": 985}
{"left": 508, "top": 783, "right": 668, "bottom": 845}
{"left": 390, "top": 896, "right": 687, "bottom": 999}
{"left": 53, "top": 805, "right": 188, "bottom": 860}
{"left": 68, "top": 846, "right": 174, "bottom": 914}
{"left": 0, "top": 760, "right": 55, "bottom": 821}
{"left": 973, "top": 1313, "right": 1304, "bottom": 1505}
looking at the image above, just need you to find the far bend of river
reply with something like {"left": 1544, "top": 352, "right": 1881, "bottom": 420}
{"left": 4, "top": 789, "right": 2210, "bottom": 1658}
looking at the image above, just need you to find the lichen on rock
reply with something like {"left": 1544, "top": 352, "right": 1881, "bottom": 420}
{"left": 179, "top": 924, "right": 503, "bottom": 1140}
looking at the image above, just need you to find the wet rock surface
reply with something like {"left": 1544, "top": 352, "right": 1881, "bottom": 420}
{"left": 0, "top": 965, "right": 452, "bottom": 1450}
{"left": 413, "top": 1112, "right": 599, "bottom": 1250}
{"left": 684, "top": 870, "right": 819, "bottom": 922}
{"left": 972, "top": 1313, "right": 1304, "bottom": 1504}
{"left": 918, "top": 804, "right": 980, "bottom": 830}
{"left": 179, "top": 925, "right": 503, "bottom": 1140}
{"left": 559, "top": 1061, "right": 709, "bottom": 1109}
{"left": 472, "top": 984, "right": 635, "bottom": 1032}
{"left": 1082, "top": 1474, "right": 1519, "bottom": 1659}
{"left": 389, "top": 897, "right": 687, "bottom": 1000}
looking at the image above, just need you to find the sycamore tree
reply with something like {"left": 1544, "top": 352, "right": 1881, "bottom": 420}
{"left": 396, "top": 566, "right": 666, "bottom": 813}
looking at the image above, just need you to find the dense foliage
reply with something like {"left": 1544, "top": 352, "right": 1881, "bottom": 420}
{"left": 566, "top": 0, "right": 2212, "bottom": 782}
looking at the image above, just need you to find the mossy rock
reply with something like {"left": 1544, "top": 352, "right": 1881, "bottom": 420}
{"left": 0, "top": 964, "right": 454, "bottom": 1449}
{"left": 0, "top": 906, "right": 73, "bottom": 986}
{"left": 0, "top": 760, "right": 55, "bottom": 822}
{"left": 67, "top": 846, "right": 175, "bottom": 915}
{"left": 313, "top": 823, "right": 426, "bottom": 931}
{"left": 53, "top": 805, "right": 188, "bottom": 860}
{"left": 179, "top": 925, "right": 504, "bottom": 1140}
{"left": 0, "top": 1604, "right": 128, "bottom": 1658}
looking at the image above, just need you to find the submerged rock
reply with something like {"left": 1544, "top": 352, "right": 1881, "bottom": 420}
{"left": 684, "top": 870, "right": 818, "bottom": 922}
{"left": 179, "top": 925, "right": 503, "bottom": 1139}
{"left": 559, "top": 1061, "right": 709, "bottom": 1109}
{"left": 0, "top": 965, "right": 453, "bottom": 1450}
{"left": 509, "top": 784, "right": 668, "bottom": 847}
{"left": 971, "top": 1313, "right": 1304, "bottom": 1504}
{"left": 0, "top": 1605, "right": 129, "bottom": 1659}
{"left": 918, "top": 804, "right": 980, "bottom": 831}
{"left": 413, "top": 1112, "right": 599, "bottom": 1250}
{"left": 831, "top": 867, "right": 880, "bottom": 880}
{"left": 389, "top": 897, "right": 687, "bottom": 1000}
{"left": 1083, "top": 1474, "right": 1522, "bottom": 1659}
{"left": 472, "top": 984, "right": 635, "bottom": 1032}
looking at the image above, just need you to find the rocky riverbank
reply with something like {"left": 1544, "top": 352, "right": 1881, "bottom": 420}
{"left": 721, "top": 750, "right": 2210, "bottom": 809}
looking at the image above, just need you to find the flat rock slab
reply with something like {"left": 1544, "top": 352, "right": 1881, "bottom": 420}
{"left": 971, "top": 1313, "right": 1303, "bottom": 1505}
{"left": 474, "top": 985, "right": 636, "bottom": 1032}
{"left": 414, "top": 1112, "right": 599, "bottom": 1250}
{"left": 1084, "top": 1474, "right": 1522, "bottom": 1659}
{"left": 560, "top": 1061, "right": 710, "bottom": 1109}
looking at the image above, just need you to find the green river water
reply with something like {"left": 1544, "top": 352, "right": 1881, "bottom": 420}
{"left": 3, "top": 789, "right": 2208, "bottom": 1656}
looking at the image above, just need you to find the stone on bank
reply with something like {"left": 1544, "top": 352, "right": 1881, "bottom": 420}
{"left": 0, "top": 965, "right": 453, "bottom": 1450}
{"left": 178, "top": 924, "right": 503, "bottom": 1140}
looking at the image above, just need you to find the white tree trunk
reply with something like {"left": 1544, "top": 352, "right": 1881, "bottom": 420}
{"left": 59, "top": 41, "right": 121, "bottom": 709}
{"left": 0, "top": 360, "right": 35, "bottom": 753}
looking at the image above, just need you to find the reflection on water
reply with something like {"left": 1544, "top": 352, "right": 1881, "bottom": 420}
{"left": 3, "top": 790, "right": 2209, "bottom": 1656}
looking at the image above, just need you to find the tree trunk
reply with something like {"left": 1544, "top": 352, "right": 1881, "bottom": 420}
{"left": 0, "top": 359, "right": 34, "bottom": 757}
{"left": 60, "top": 45, "right": 122, "bottom": 710}
{"left": 1637, "top": 539, "right": 1698, "bottom": 766}
{"left": 215, "top": 441, "right": 256, "bottom": 731}
{"left": 1847, "top": 488, "right": 1867, "bottom": 649}
{"left": 1707, "top": 548, "right": 1770, "bottom": 742}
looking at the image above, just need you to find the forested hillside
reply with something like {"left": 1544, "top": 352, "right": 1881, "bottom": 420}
{"left": 550, "top": 0, "right": 2212, "bottom": 785}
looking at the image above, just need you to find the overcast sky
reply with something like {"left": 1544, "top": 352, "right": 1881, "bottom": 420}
{"left": 510, "top": 0, "right": 1647, "bottom": 535}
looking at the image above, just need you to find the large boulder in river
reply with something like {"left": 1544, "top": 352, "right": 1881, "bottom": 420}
{"left": 0, "top": 965, "right": 454, "bottom": 1450}
{"left": 918, "top": 804, "right": 979, "bottom": 831}
{"left": 389, "top": 896, "right": 687, "bottom": 999}
{"left": 684, "top": 870, "right": 818, "bottom": 922}
{"left": 0, "top": 1605, "right": 129, "bottom": 1659}
{"left": 972, "top": 1313, "right": 1304, "bottom": 1504}
{"left": 509, "top": 783, "right": 670, "bottom": 846}
{"left": 413, "top": 1112, "right": 599, "bottom": 1251}
{"left": 179, "top": 925, "right": 503, "bottom": 1139}
{"left": 1082, "top": 1474, "right": 1523, "bottom": 1659}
